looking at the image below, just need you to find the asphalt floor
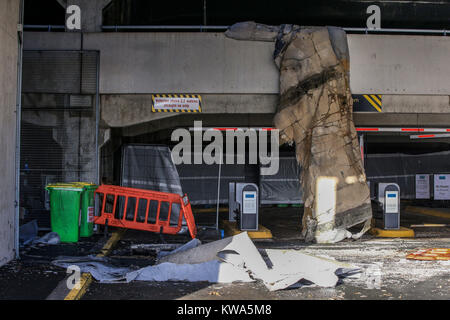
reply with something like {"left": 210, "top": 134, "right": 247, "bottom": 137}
{"left": 1, "top": 204, "right": 449, "bottom": 300}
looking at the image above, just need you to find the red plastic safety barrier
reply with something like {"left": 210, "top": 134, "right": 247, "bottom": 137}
{"left": 94, "top": 185, "right": 197, "bottom": 239}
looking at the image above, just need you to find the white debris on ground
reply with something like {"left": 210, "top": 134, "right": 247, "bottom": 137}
{"left": 294, "top": 238, "right": 450, "bottom": 289}
{"left": 52, "top": 232, "right": 362, "bottom": 291}
{"left": 51, "top": 233, "right": 449, "bottom": 292}
{"left": 155, "top": 232, "right": 361, "bottom": 291}
{"left": 33, "top": 232, "right": 60, "bottom": 245}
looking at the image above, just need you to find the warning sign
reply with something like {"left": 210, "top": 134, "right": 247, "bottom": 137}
{"left": 352, "top": 94, "right": 382, "bottom": 112}
{"left": 152, "top": 94, "right": 202, "bottom": 113}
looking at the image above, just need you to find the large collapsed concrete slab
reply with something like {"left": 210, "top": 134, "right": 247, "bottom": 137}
{"left": 226, "top": 22, "right": 372, "bottom": 243}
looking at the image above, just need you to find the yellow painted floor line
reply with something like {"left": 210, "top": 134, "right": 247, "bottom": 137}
{"left": 64, "top": 273, "right": 93, "bottom": 300}
{"left": 98, "top": 228, "right": 127, "bottom": 257}
{"left": 64, "top": 229, "right": 126, "bottom": 300}
{"left": 369, "top": 226, "right": 415, "bottom": 238}
{"left": 405, "top": 206, "right": 450, "bottom": 220}
{"left": 221, "top": 220, "right": 273, "bottom": 239}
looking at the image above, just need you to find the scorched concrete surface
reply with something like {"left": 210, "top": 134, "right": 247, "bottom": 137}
{"left": 0, "top": 235, "right": 104, "bottom": 299}
{"left": 0, "top": 207, "right": 448, "bottom": 300}
{"left": 82, "top": 207, "right": 449, "bottom": 300}
{"left": 82, "top": 236, "right": 450, "bottom": 300}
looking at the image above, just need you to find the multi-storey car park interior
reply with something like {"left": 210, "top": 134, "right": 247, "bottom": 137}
{"left": 0, "top": 0, "right": 449, "bottom": 301}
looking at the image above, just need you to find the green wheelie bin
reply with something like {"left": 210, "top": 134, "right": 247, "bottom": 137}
{"left": 78, "top": 183, "right": 98, "bottom": 237}
{"left": 46, "top": 182, "right": 98, "bottom": 242}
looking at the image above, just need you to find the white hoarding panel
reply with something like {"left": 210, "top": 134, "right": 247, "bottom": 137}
{"left": 434, "top": 174, "right": 450, "bottom": 200}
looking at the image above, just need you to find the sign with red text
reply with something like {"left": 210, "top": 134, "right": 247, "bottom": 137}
{"left": 152, "top": 94, "right": 202, "bottom": 113}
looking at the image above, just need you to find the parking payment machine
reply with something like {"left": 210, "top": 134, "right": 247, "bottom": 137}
{"left": 229, "top": 182, "right": 259, "bottom": 231}
{"left": 383, "top": 184, "right": 400, "bottom": 230}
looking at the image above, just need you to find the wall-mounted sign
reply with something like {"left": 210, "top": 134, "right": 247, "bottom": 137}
{"left": 415, "top": 174, "right": 430, "bottom": 199}
{"left": 352, "top": 94, "right": 382, "bottom": 112}
{"left": 152, "top": 94, "right": 202, "bottom": 113}
{"left": 434, "top": 174, "right": 450, "bottom": 200}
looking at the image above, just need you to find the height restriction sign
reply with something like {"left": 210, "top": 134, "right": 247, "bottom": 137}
{"left": 152, "top": 94, "right": 202, "bottom": 113}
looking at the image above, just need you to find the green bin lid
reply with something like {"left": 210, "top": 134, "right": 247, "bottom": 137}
{"left": 72, "top": 182, "right": 98, "bottom": 190}
{"left": 46, "top": 182, "right": 97, "bottom": 191}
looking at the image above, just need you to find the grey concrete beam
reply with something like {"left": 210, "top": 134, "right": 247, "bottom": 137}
{"left": 382, "top": 95, "right": 450, "bottom": 113}
{"left": 117, "top": 112, "right": 450, "bottom": 139}
{"left": 348, "top": 34, "right": 450, "bottom": 95}
{"left": 22, "top": 92, "right": 450, "bottom": 130}
{"left": 25, "top": 32, "right": 450, "bottom": 95}
{"left": 23, "top": 32, "right": 81, "bottom": 50}
{"left": 101, "top": 94, "right": 278, "bottom": 128}
{"left": 353, "top": 112, "right": 450, "bottom": 127}
{"left": 119, "top": 112, "right": 450, "bottom": 138}
{"left": 119, "top": 113, "right": 274, "bottom": 138}
{"left": 82, "top": 32, "right": 279, "bottom": 94}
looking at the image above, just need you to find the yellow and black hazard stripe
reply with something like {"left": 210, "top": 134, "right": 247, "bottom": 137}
{"left": 363, "top": 94, "right": 382, "bottom": 112}
{"left": 352, "top": 94, "right": 382, "bottom": 112}
{"left": 151, "top": 94, "right": 202, "bottom": 113}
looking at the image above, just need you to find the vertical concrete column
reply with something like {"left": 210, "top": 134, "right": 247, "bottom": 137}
{"left": 52, "top": 111, "right": 96, "bottom": 183}
{"left": 0, "top": 0, "right": 20, "bottom": 266}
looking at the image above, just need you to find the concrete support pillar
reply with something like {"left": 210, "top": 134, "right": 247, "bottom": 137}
{"left": 0, "top": 0, "right": 20, "bottom": 266}
{"left": 52, "top": 111, "right": 96, "bottom": 183}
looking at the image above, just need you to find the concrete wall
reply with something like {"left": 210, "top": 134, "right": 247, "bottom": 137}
{"left": 81, "top": 32, "right": 450, "bottom": 96}
{"left": 84, "top": 32, "right": 278, "bottom": 95}
{"left": 348, "top": 35, "right": 450, "bottom": 95}
{"left": 100, "top": 94, "right": 278, "bottom": 128}
{"left": 23, "top": 32, "right": 82, "bottom": 51}
{"left": 0, "top": 0, "right": 19, "bottom": 266}
{"left": 23, "top": 31, "right": 450, "bottom": 128}
{"left": 382, "top": 95, "right": 450, "bottom": 113}
{"left": 23, "top": 31, "right": 450, "bottom": 96}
